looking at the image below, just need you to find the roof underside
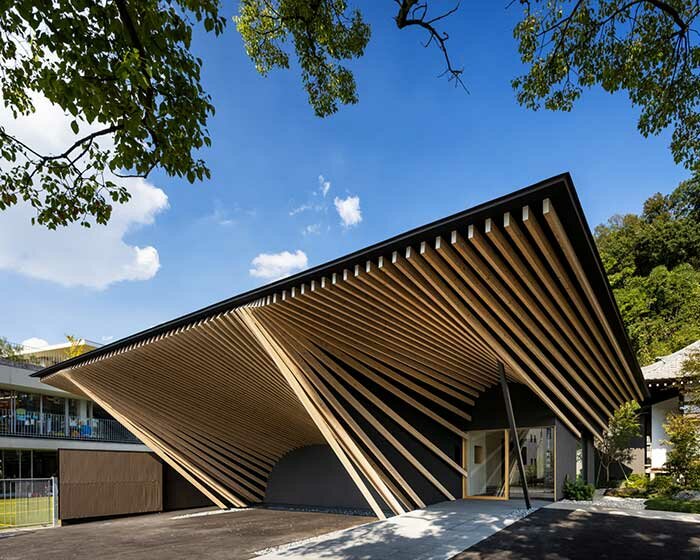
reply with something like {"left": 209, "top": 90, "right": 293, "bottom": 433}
{"left": 39, "top": 174, "right": 647, "bottom": 517}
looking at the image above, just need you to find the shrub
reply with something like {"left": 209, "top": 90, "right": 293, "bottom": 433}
{"left": 648, "top": 474, "right": 678, "bottom": 497}
{"left": 645, "top": 496, "right": 700, "bottom": 514}
{"left": 609, "top": 473, "right": 649, "bottom": 497}
{"left": 663, "top": 413, "right": 700, "bottom": 488}
{"left": 563, "top": 476, "right": 595, "bottom": 501}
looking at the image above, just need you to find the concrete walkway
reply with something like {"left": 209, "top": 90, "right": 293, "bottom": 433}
{"left": 255, "top": 499, "right": 546, "bottom": 560}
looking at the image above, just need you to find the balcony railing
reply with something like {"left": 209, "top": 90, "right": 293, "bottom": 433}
{"left": 0, "top": 412, "right": 140, "bottom": 444}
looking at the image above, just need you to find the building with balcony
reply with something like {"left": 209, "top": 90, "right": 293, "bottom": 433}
{"left": 0, "top": 341, "right": 148, "bottom": 480}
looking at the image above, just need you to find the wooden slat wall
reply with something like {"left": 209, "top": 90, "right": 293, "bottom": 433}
{"left": 42, "top": 196, "right": 643, "bottom": 518}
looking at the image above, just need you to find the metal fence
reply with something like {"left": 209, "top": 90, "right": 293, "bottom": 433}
{"left": 0, "top": 477, "right": 57, "bottom": 528}
{"left": 0, "top": 412, "right": 140, "bottom": 443}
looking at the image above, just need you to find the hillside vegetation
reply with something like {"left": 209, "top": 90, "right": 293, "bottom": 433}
{"left": 595, "top": 178, "right": 700, "bottom": 366}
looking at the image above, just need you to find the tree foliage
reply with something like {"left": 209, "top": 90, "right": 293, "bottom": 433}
{"left": 0, "top": 337, "right": 22, "bottom": 360}
{"left": 64, "top": 335, "right": 88, "bottom": 359}
{"left": 235, "top": 1, "right": 371, "bottom": 118}
{"left": 595, "top": 176, "right": 700, "bottom": 365}
{"left": 5, "top": 1, "right": 700, "bottom": 228}
{"left": 0, "top": 0, "right": 225, "bottom": 228}
{"left": 681, "top": 348, "right": 700, "bottom": 410}
{"left": 595, "top": 400, "right": 641, "bottom": 483}
{"left": 513, "top": 0, "right": 700, "bottom": 171}
{"left": 663, "top": 412, "right": 700, "bottom": 489}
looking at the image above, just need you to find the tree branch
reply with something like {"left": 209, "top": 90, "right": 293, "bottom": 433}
{"left": 395, "top": 1, "right": 466, "bottom": 90}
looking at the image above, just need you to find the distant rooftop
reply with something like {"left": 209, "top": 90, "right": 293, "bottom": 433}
{"left": 2, "top": 338, "right": 102, "bottom": 369}
{"left": 18, "top": 339, "right": 102, "bottom": 356}
{"left": 642, "top": 340, "right": 700, "bottom": 381}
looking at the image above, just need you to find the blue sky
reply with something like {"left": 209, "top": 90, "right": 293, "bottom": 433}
{"left": 0, "top": 2, "right": 690, "bottom": 347}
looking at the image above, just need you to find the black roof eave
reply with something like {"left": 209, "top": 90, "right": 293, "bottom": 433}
{"left": 33, "top": 172, "right": 648, "bottom": 398}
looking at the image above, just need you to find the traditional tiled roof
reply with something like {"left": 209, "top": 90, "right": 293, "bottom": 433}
{"left": 642, "top": 340, "right": 700, "bottom": 381}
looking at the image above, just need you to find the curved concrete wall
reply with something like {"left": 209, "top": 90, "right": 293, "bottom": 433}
{"left": 264, "top": 444, "right": 372, "bottom": 510}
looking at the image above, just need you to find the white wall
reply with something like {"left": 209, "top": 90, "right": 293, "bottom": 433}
{"left": 468, "top": 432, "right": 486, "bottom": 495}
{"left": 651, "top": 396, "right": 680, "bottom": 470}
{"left": 0, "top": 436, "right": 149, "bottom": 452}
{"left": 0, "top": 362, "right": 77, "bottom": 397}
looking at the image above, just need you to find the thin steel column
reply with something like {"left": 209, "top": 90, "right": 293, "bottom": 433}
{"left": 498, "top": 362, "right": 531, "bottom": 509}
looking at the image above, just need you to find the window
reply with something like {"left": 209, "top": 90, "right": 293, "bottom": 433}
{"left": 42, "top": 395, "right": 65, "bottom": 415}
{"left": 67, "top": 399, "right": 78, "bottom": 417}
{"left": 1, "top": 449, "right": 20, "bottom": 478}
{"left": 92, "top": 402, "right": 114, "bottom": 421}
{"left": 32, "top": 450, "right": 58, "bottom": 478}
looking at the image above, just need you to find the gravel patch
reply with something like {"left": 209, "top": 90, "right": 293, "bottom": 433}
{"left": 260, "top": 503, "right": 377, "bottom": 517}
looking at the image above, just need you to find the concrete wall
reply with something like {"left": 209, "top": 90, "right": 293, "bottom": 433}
{"left": 264, "top": 444, "right": 374, "bottom": 510}
{"left": 0, "top": 361, "right": 75, "bottom": 397}
{"left": 581, "top": 431, "right": 595, "bottom": 484}
{"left": 0, "top": 436, "right": 149, "bottom": 452}
{"left": 467, "top": 384, "right": 556, "bottom": 431}
{"left": 163, "top": 462, "right": 213, "bottom": 511}
{"left": 555, "top": 419, "right": 578, "bottom": 499}
{"left": 264, "top": 382, "right": 570, "bottom": 510}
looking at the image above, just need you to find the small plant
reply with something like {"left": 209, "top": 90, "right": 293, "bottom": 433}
{"left": 609, "top": 473, "right": 649, "bottom": 497}
{"left": 563, "top": 476, "right": 595, "bottom": 501}
{"left": 624, "top": 473, "right": 648, "bottom": 493}
{"left": 596, "top": 401, "right": 641, "bottom": 484}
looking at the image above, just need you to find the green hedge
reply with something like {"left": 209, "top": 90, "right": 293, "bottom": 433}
{"left": 645, "top": 497, "right": 700, "bottom": 514}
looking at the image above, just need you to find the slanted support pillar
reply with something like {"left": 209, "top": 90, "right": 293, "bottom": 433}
{"left": 498, "top": 362, "right": 531, "bottom": 509}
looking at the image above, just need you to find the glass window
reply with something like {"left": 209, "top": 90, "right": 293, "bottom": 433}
{"left": 1, "top": 449, "right": 21, "bottom": 479}
{"left": 92, "top": 402, "right": 114, "bottom": 421}
{"left": 20, "top": 450, "right": 32, "bottom": 478}
{"left": 15, "top": 393, "right": 40, "bottom": 428}
{"left": 67, "top": 399, "right": 78, "bottom": 417}
{"left": 0, "top": 390, "right": 13, "bottom": 434}
{"left": 42, "top": 395, "right": 65, "bottom": 415}
{"left": 32, "top": 450, "right": 57, "bottom": 478}
{"left": 510, "top": 427, "right": 555, "bottom": 500}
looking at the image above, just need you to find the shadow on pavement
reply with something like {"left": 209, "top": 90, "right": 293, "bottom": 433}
{"left": 451, "top": 508, "right": 700, "bottom": 560}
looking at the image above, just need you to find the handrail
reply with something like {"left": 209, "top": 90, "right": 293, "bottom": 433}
{"left": 0, "top": 411, "right": 140, "bottom": 444}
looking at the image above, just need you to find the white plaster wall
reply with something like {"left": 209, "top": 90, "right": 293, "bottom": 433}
{"left": 0, "top": 362, "right": 76, "bottom": 397}
{"left": 651, "top": 396, "right": 680, "bottom": 470}
{"left": 468, "top": 432, "right": 486, "bottom": 495}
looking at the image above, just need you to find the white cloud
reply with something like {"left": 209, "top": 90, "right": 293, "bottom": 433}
{"left": 334, "top": 195, "right": 362, "bottom": 228}
{"left": 0, "top": 94, "right": 168, "bottom": 289}
{"left": 21, "top": 337, "right": 49, "bottom": 350}
{"left": 318, "top": 175, "right": 331, "bottom": 197}
{"left": 249, "top": 250, "right": 308, "bottom": 280}
{"left": 289, "top": 203, "right": 312, "bottom": 216}
{"left": 302, "top": 223, "right": 321, "bottom": 236}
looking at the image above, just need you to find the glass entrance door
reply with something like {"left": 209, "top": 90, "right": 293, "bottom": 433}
{"left": 509, "top": 426, "right": 555, "bottom": 500}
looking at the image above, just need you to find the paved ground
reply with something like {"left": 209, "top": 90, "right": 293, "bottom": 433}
{"left": 452, "top": 503, "right": 700, "bottom": 559}
{"left": 0, "top": 507, "right": 374, "bottom": 560}
{"left": 3, "top": 500, "right": 698, "bottom": 559}
{"left": 256, "top": 499, "right": 548, "bottom": 560}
